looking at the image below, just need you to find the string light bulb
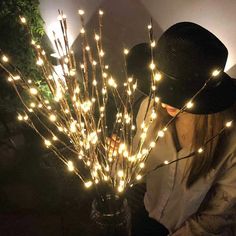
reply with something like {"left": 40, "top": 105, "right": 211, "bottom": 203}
{"left": 84, "top": 181, "right": 93, "bottom": 188}
{"left": 67, "top": 161, "right": 74, "bottom": 171}
{"left": 151, "top": 41, "right": 156, "bottom": 47}
{"left": 20, "top": 16, "right": 26, "bottom": 24}
{"left": 198, "top": 147, "right": 204, "bottom": 153}
{"left": 78, "top": 9, "right": 85, "bottom": 15}
{"left": 124, "top": 49, "right": 129, "bottom": 55}
{"left": 49, "top": 114, "right": 57, "bottom": 121}
{"left": 186, "top": 101, "right": 194, "bottom": 109}
{"left": 30, "top": 88, "right": 38, "bottom": 95}
{"left": 212, "top": 69, "right": 221, "bottom": 77}
{"left": 226, "top": 121, "right": 233, "bottom": 127}
{"left": 149, "top": 62, "right": 156, "bottom": 70}
{"left": 2, "top": 55, "right": 9, "bottom": 62}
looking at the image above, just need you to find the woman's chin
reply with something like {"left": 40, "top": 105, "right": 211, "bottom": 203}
{"left": 166, "top": 109, "right": 179, "bottom": 117}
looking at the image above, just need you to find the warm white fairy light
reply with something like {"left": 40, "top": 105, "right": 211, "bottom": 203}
{"left": 164, "top": 160, "right": 169, "bottom": 165}
{"left": 70, "top": 69, "right": 76, "bottom": 76}
{"left": 95, "top": 34, "right": 100, "bottom": 41}
{"left": 102, "top": 88, "right": 107, "bottom": 95}
{"left": 151, "top": 110, "right": 157, "bottom": 120}
{"left": 186, "top": 101, "right": 194, "bottom": 109}
{"left": 49, "top": 114, "right": 57, "bottom": 121}
{"left": 30, "top": 87, "right": 38, "bottom": 95}
{"left": 104, "top": 175, "right": 108, "bottom": 181}
{"left": 67, "top": 161, "right": 74, "bottom": 171}
{"left": 8, "top": 77, "right": 13, "bottom": 82}
{"left": 154, "top": 97, "right": 160, "bottom": 103}
{"left": 17, "top": 114, "right": 23, "bottom": 121}
{"left": 149, "top": 61, "right": 156, "bottom": 70}
{"left": 117, "top": 170, "right": 124, "bottom": 178}
{"left": 36, "top": 58, "right": 44, "bottom": 66}
{"left": 136, "top": 175, "right": 142, "bottom": 180}
{"left": 108, "top": 77, "right": 117, "bottom": 88}
{"left": 198, "top": 147, "right": 204, "bottom": 153}
{"left": 81, "top": 101, "right": 92, "bottom": 112}
{"left": 150, "top": 141, "right": 156, "bottom": 148}
{"left": 139, "top": 162, "right": 145, "bottom": 168}
{"left": 44, "top": 139, "right": 52, "bottom": 147}
{"left": 148, "top": 24, "right": 152, "bottom": 29}
{"left": 225, "top": 121, "right": 233, "bottom": 127}
{"left": 158, "top": 130, "right": 165, "bottom": 138}
{"left": 99, "top": 10, "right": 104, "bottom": 15}
{"left": 23, "top": 115, "right": 28, "bottom": 120}
{"left": 154, "top": 72, "right": 162, "bottom": 81}
{"left": 124, "top": 49, "right": 129, "bottom": 55}
{"left": 118, "top": 185, "right": 124, "bottom": 192}
{"left": 212, "top": 69, "right": 221, "bottom": 77}
{"left": 99, "top": 50, "right": 105, "bottom": 57}
{"left": 2, "top": 55, "right": 9, "bottom": 62}
{"left": 86, "top": 161, "right": 91, "bottom": 166}
{"left": 80, "top": 28, "right": 85, "bottom": 34}
{"left": 70, "top": 121, "right": 77, "bottom": 133}
{"left": 102, "top": 72, "right": 108, "bottom": 78}
{"left": 13, "top": 75, "right": 20, "bottom": 81}
{"left": 151, "top": 41, "right": 156, "bottom": 47}
{"left": 78, "top": 9, "right": 85, "bottom": 15}
{"left": 20, "top": 16, "right": 26, "bottom": 24}
{"left": 84, "top": 181, "right": 93, "bottom": 188}
{"left": 30, "top": 102, "right": 36, "bottom": 108}
{"left": 88, "top": 131, "right": 98, "bottom": 144}
{"left": 142, "top": 149, "right": 148, "bottom": 155}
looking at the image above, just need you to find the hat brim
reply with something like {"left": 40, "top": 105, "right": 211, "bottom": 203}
{"left": 126, "top": 43, "right": 236, "bottom": 114}
{"left": 157, "top": 71, "right": 236, "bottom": 114}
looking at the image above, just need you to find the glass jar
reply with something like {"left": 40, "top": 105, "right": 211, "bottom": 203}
{"left": 91, "top": 194, "right": 131, "bottom": 236}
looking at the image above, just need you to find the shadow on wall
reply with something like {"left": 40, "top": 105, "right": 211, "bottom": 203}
{"left": 227, "top": 64, "right": 236, "bottom": 79}
{"left": 71, "top": 0, "right": 163, "bottom": 81}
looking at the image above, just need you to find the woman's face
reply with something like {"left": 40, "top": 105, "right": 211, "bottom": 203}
{"left": 161, "top": 103, "right": 180, "bottom": 117}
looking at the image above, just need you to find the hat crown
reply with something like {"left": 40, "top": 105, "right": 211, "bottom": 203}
{"left": 156, "top": 22, "right": 228, "bottom": 87}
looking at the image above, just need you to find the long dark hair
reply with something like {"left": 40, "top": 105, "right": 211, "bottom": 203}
{"left": 155, "top": 102, "right": 236, "bottom": 188}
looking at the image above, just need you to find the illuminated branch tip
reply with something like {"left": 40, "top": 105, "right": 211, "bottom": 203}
{"left": 212, "top": 69, "right": 221, "bottom": 77}
{"left": 2, "top": 55, "right": 9, "bottom": 62}
{"left": 78, "top": 9, "right": 85, "bottom": 15}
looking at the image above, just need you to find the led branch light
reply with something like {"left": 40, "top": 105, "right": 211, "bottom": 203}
{"left": 0, "top": 10, "right": 234, "bottom": 195}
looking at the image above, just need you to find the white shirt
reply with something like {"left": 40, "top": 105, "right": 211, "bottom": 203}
{"left": 135, "top": 98, "right": 236, "bottom": 235}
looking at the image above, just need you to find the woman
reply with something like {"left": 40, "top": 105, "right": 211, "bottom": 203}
{"left": 127, "top": 22, "right": 236, "bottom": 235}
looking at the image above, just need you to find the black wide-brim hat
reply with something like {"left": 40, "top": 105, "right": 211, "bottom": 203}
{"left": 127, "top": 22, "right": 236, "bottom": 114}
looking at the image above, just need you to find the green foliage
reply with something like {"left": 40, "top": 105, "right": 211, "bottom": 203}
{"left": 0, "top": 0, "right": 45, "bottom": 74}
{"left": 0, "top": 0, "right": 48, "bottom": 119}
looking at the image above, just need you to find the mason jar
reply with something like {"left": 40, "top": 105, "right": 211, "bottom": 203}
{"left": 91, "top": 194, "right": 131, "bottom": 236}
